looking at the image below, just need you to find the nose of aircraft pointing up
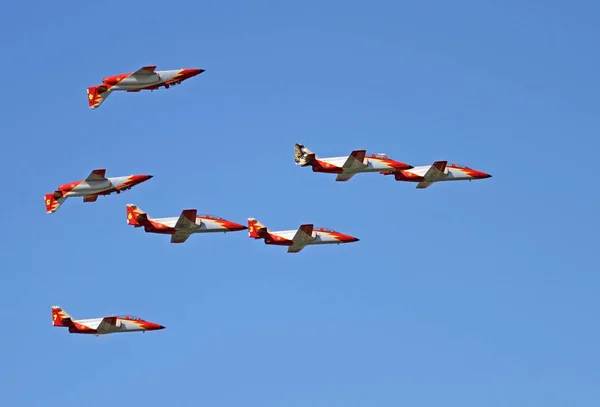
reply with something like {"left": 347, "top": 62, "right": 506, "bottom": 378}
{"left": 131, "top": 174, "right": 153, "bottom": 184}
{"left": 181, "top": 68, "right": 205, "bottom": 79}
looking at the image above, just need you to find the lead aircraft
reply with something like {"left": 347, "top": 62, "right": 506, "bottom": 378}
{"left": 87, "top": 65, "right": 205, "bottom": 109}
{"left": 126, "top": 204, "right": 247, "bottom": 244}
{"left": 44, "top": 169, "right": 152, "bottom": 214}
{"left": 382, "top": 160, "right": 492, "bottom": 188}
{"left": 248, "top": 218, "right": 359, "bottom": 253}
{"left": 294, "top": 143, "right": 413, "bottom": 182}
{"left": 52, "top": 306, "right": 164, "bottom": 336}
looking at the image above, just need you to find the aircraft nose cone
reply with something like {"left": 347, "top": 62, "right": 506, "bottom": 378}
{"left": 183, "top": 68, "right": 204, "bottom": 78}
{"left": 158, "top": 325, "right": 165, "bottom": 330}
{"left": 338, "top": 234, "right": 359, "bottom": 243}
{"left": 227, "top": 222, "right": 248, "bottom": 231}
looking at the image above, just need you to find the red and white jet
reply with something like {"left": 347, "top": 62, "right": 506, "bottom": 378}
{"left": 294, "top": 143, "right": 413, "bottom": 182}
{"left": 87, "top": 65, "right": 204, "bottom": 109}
{"left": 248, "top": 218, "right": 359, "bottom": 253}
{"left": 382, "top": 160, "right": 492, "bottom": 188}
{"left": 44, "top": 169, "right": 152, "bottom": 214}
{"left": 126, "top": 204, "right": 247, "bottom": 244}
{"left": 52, "top": 306, "right": 164, "bottom": 336}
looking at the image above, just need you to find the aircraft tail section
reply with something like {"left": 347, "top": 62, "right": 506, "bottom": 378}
{"left": 126, "top": 204, "right": 147, "bottom": 227}
{"left": 294, "top": 143, "right": 316, "bottom": 166}
{"left": 87, "top": 85, "right": 112, "bottom": 109}
{"left": 52, "top": 306, "right": 73, "bottom": 327}
{"left": 248, "top": 218, "right": 268, "bottom": 239}
{"left": 45, "top": 193, "right": 65, "bottom": 214}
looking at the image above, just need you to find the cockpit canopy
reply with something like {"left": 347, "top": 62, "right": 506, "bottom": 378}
{"left": 117, "top": 315, "right": 142, "bottom": 321}
{"left": 448, "top": 163, "right": 470, "bottom": 169}
{"left": 370, "top": 153, "right": 388, "bottom": 159}
{"left": 316, "top": 227, "right": 336, "bottom": 232}
{"left": 202, "top": 214, "right": 223, "bottom": 220}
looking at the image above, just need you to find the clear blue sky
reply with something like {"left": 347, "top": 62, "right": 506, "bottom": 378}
{"left": 2, "top": 1, "right": 599, "bottom": 406}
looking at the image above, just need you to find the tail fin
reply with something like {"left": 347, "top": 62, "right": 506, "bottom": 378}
{"left": 126, "top": 204, "right": 147, "bottom": 227}
{"left": 44, "top": 193, "right": 65, "bottom": 214}
{"left": 294, "top": 143, "right": 316, "bottom": 166}
{"left": 248, "top": 218, "right": 268, "bottom": 239}
{"left": 52, "top": 306, "right": 73, "bottom": 327}
{"left": 87, "top": 85, "right": 112, "bottom": 109}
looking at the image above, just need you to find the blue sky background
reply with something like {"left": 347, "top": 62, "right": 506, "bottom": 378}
{"left": 1, "top": 1, "right": 599, "bottom": 406}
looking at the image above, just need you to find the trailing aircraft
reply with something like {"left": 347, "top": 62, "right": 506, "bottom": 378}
{"left": 52, "top": 306, "right": 164, "bottom": 336}
{"left": 44, "top": 169, "right": 152, "bottom": 214}
{"left": 247, "top": 218, "right": 359, "bottom": 253}
{"left": 294, "top": 143, "right": 412, "bottom": 182}
{"left": 87, "top": 65, "right": 204, "bottom": 109}
{"left": 126, "top": 204, "right": 247, "bottom": 244}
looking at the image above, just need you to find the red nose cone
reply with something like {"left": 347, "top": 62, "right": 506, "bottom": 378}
{"left": 145, "top": 322, "right": 165, "bottom": 330}
{"left": 182, "top": 68, "right": 204, "bottom": 79}
{"left": 132, "top": 174, "right": 153, "bottom": 184}
{"left": 338, "top": 234, "right": 360, "bottom": 243}
{"left": 472, "top": 170, "right": 492, "bottom": 179}
{"left": 222, "top": 221, "right": 248, "bottom": 231}
{"left": 390, "top": 160, "right": 413, "bottom": 170}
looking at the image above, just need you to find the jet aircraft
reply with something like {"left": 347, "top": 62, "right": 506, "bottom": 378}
{"left": 87, "top": 65, "right": 204, "bottom": 109}
{"left": 294, "top": 143, "right": 413, "bottom": 182}
{"left": 126, "top": 204, "right": 247, "bottom": 244}
{"left": 52, "top": 306, "right": 164, "bottom": 336}
{"left": 382, "top": 160, "right": 492, "bottom": 188}
{"left": 44, "top": 169, "right": 152, "bottom": 214}
{"left": 247, "top": 218, "right": 359, "bottom": 253}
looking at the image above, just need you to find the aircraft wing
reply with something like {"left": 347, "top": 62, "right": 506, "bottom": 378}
{"left": 416, "top": 182, "right": 433, "bottom": 189}
{"left": 96, "top": 316, "right": 121, "bottom": 334}
{"left": 287, "top": 224, "right": 315, "bottom": 253}
{"left": 341, "top": 150, "right": 367, "bottom": 170}
{"left": 132, "top": 65, "right": 157, "bottom": 76}
{"left": 417, "top": 161, "right": 448, "bottom": 189}
{"left": 171, "top": 209, "right": 199, "bottom": 244}
{"left": 335, "top": 173, "right": 356, "bottom": 182}
{"left": 85, "top": 169, "right": 107, "bottom": 182}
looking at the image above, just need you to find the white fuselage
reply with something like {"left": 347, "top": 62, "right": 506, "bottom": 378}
{"left": 403, "top": 165, "right": 471, "bottom": 180}
{"left": 270, "top": 230, "right": 341, "bottom": 245}
{"left": 318, "top": 156, "right": 396, "bottom": 173}
{"left": 74, "top": 318, "right": 145, "bottom": 333}
{"left": 64, "top": 176, "right": 131, "bottom": 197}
{"left": 153, "top": 217, "right": 233, "bottom": 233}
{"left": 111, "top": 70, "right": 181, "bottom": 91}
